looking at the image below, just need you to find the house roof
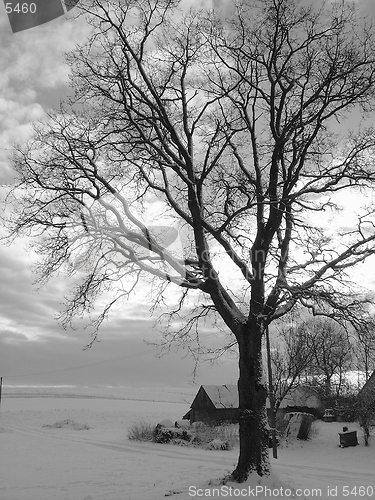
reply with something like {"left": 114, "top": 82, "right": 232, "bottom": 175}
{"left": 200, "top": 385, "right": 238, "bottom": 409}
{"left": 281, "top": 386, "right": 323, "bottom": 409}
{"left": 190, "top": 384, "right": 322, "bottom": 410}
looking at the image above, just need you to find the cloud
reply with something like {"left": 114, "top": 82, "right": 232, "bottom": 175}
{"left": 0, "top": 13, "right": 89, "bottom": 97}
{"left": 0, "top": 237, "right": 239, "bottom": 388}
{"left": 0, "top": 11, "right": 91, "bottom": 183}
{"left": 0, "top": 99, "right": 45, "bottom": 183}
{"left": 0, "top": 5, "right": 241, "bottom": 389}
{"left": 0, "top": 243, "right": 64, "bottom": 338}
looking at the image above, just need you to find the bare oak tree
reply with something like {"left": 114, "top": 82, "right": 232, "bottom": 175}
{"left": 5, "top": 0, "right": 375, "bottom": 480}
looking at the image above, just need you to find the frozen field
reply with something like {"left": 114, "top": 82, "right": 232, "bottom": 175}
{"left": 0, "top": 387, "right": 374, "bottom": 500}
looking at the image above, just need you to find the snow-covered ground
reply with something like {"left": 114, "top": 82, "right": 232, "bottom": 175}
{"left": 0, "top": 386, "right": 374, "bottom": 500}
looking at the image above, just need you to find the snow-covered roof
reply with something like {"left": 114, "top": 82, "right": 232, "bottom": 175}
{"left": 201, "top": 385, "right": 238, "bottom": 408}
{"left": 280, "top": 386, "right": 323, "bottom": 409}
{"left": 192, "top": 384, "right": 322, "bottom": 410}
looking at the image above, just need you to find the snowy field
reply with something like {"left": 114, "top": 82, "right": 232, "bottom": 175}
{"left": 0, "top": 386, "right": 374, "bottom": 500}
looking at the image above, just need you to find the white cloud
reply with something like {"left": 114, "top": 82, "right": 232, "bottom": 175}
{"left": 0, "top": 13, "right": 91, "bottom": 183}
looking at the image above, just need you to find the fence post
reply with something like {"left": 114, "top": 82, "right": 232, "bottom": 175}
{"left": 266, "top": 327, "right": 278, "bottom": 459}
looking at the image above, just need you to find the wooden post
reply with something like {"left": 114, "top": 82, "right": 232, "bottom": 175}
{"left": 266, "top": 327, "right": 278, "bottom": 459}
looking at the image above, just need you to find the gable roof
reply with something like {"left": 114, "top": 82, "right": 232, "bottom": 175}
{"left": 190, "top": 384, "right": 323, "bottom": 411}
{"left": 203, "top": 384, "right": 238, "bottom": 408}
{"left": 281, "top": 385, "right": 323, "bottom": 409}
{"left": 191, "top": 385, "right": 238, "bottom": 409}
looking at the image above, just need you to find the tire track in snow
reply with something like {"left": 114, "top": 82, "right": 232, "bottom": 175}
{"left": 5, "top": 422, "right": 236, "bottom": 466}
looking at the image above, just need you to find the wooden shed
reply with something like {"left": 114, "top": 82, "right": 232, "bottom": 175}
{"left": 182, "top": 385, "right": 239, "bottom": 425}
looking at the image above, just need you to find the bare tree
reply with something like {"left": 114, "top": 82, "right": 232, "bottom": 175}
{"left": 302, "top": 318, "right": 353, "bottom": 404}
{"left": 265, "top": 317, "right": 314, "bottom": 459}
{"left": 269, "top": 319, "right": 315, "bottom": 412}
{"left": 5, "top": 0, "right": 375, "bottom": 481}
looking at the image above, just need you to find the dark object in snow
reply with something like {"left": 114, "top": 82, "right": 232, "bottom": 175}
{"left": 322, "top": 409, "right": 336, "bottom": 422}
{"left": 297, "top": 414, "right": 314, "bottom": 440}
{"left": 268, "top": 435, "right": 279, "bottom": 448}
{"left": 339, "top": 430, "right": 358, "bottom": 447}
{"left": 153, "top": 424, "right": 192, "bottom": 444}
{"left": 284, "top": 412, "right": 314, "bottom": 442}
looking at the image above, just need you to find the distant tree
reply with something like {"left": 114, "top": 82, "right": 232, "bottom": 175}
{"left": 266, "top": 317, "right": 315, "bottom": 459}
{"left": 302, "top": 318, "right": 353, "bottom": 405}
{"left": 269, "top": 319, "right": 315, "bottom": 412}
{"left": 5, "top": 0, "right": 375, "bottom": 481}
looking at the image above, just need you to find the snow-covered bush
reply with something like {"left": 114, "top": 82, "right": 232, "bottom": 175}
{"left": 153, "top": 425, "right": 192, "bottom": 444}
{"left": 127, "top": 420, "right": 155, "bottom": 441}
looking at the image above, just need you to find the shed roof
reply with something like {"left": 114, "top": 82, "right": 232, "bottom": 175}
{"left": 190, "top": 384, "right": 322, "bottom": 410}
{"left": 199, "top": 385, "right": 238, "bottom": 408}
{"left": 281, "top": 386, "right": 323, "bottom": 409}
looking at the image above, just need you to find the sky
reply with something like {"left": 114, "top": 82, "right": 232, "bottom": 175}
{"left": 1, "top": 0, "right": 375, "bottom": 390}
{"left": 0, "top": 1, "right": 240, "bottom": 389}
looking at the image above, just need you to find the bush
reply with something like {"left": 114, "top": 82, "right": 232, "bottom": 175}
{"left": 189, "top": 422, "right": 239, "bottom": 450}
{"left": 171, "top": 438, "right": 190, "bottom": 446}
{"left": 206, "top": 438, "right": 231, "bottom": 450}
{"left": 127, "top": 421, "right": 155, "bottom": 441}
{"left": 153, "top": 425, "right": 192, "bottom": 444}
{"left": 127, "top": 419, "right": 239, "bottom": 450}
{"left": 43, "top": 419, "right": 89, "bottom": 430}
{"left": 335, "top": 394, "right": 359, "bottom": 423}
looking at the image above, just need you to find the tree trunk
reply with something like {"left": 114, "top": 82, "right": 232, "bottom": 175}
{"left": 232, "top": 323, "right": 269, "bottom": 481}
{"left": 324, "top": 376, "right": 332, "bottom": 402}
